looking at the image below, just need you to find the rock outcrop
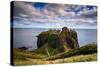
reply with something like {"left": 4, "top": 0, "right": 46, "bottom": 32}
{"left": 37, "top": 27, "right": 79, "bottom": 51}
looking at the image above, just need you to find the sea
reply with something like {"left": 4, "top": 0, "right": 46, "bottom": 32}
{"left": 13, "top": 28, "right": 97, "bottom": 50}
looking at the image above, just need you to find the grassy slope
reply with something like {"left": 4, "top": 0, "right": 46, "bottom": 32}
{"left": 15, "top": 53, "right": 97, "bottom": 65}
{"left": 46, "top": 44, "right": 97, "bottom": 60}
{"left": 14, "top": 48, "right": 47, "bottom": 60}
{"left": 14, "top": 44, "right": 97, "bottom": 66}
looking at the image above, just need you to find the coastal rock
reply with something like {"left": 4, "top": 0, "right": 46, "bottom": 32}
{"left": 37, "top": 27, "right": 79, "bottom": 51}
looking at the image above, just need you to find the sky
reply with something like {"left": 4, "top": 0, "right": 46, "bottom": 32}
{"left": 12, "top": 1, "right": 97, "bottom": 29}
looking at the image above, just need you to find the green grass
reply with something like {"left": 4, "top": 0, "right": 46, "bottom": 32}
{"left": 14, "top": 48, "right": 47, "bottom": 61}
{"left": 46, "top": 44, "right": 97, "bottom": 60}
{"left": 14, "top": 53, "right": 97, "bottom": 66}
{"left": 14, "top": 44, "right": 97, "bottom": 66}
{"left": 51, "top": 53, "right": 97, "bottom": 63}
{"left": 14, "top": 49, "right": 28, "bottom": 61}
{"left": 31, "top": 46, "right": 61, "bottom": 57}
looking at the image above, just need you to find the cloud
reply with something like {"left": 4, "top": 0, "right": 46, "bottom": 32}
{"left": 42, "top": 4, "right": 76, "bottom": 17}
{"left": 12, "top": 1, "right": 97, "bottom": 29}
{"left": 13, "top": 1, "right": 42, "bottom": 18}
{"left": 77, "top": 6, "right": 97, "bottom": 18}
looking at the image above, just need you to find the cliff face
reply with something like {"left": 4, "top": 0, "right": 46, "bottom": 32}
{"left": 37, "top": 27, "right": 79, "bottom": 51}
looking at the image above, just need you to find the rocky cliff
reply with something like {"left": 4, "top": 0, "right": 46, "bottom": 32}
{"left": 37, "top": 27, "right": 79, "bottom": 51}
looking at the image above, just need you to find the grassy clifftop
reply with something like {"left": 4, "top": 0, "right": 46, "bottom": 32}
{"left": 14, "top": 44, "right": 97, "bottom": 66}
{"left": 45, "top": 44, "right": 97, "bottom": 60}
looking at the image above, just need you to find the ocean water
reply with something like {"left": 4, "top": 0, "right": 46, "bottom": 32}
{"left": 13, "top": 28, "right": 97, "bottom": 49}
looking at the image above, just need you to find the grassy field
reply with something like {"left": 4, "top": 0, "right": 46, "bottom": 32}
{"left": 13, "top": 44, "right": 97, "bottom": 66}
